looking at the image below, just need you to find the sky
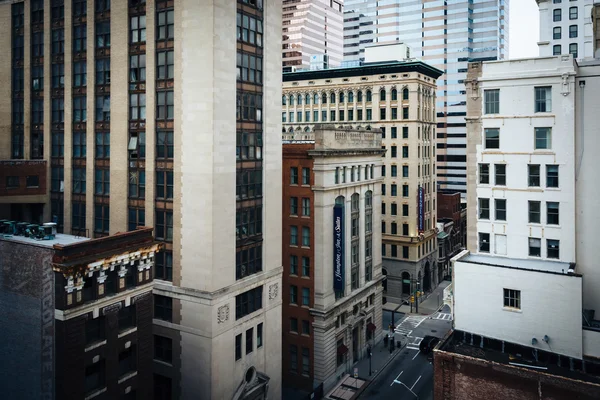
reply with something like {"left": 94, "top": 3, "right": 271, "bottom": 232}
{"left": 509, "top": 0, "right": 540, "bottom": 59}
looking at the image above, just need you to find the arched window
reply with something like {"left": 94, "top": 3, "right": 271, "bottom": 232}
{"left": 305, "top": 93, "right": 310, "bottom": 105}
{"left": 348, "top": 91, "right": 354, "bottom": 102}
{"left": 330, "top": 92, "right": 336, "bottom": 104}
{"left": 297, "top": 94, "right": 302, "bottom": 105}
{"left": 365, "top": 190, "right": 372, "bottom": 208}
{"left": 402, "top": 87, "right": 409, "bottom": 100}
{"left": 380, "top": 89, "right": 386, "bottom": 101}
{"left": 351, "top": 193, "right": 359, "bottom": 212}
{"left": 322, "top": 92, "right": 327, "bottom": 104}
{"left": 304, "top": 126, "right": 310, "bottom": 132}
{"left": 339, "top": 91, "right": 345, "bottom": 103}
{"left": 335, "top": 195, "right": 344, "bottom": 206}
{"left": 357, "top": 91, "right": 363, "bottom": 102}
{"left": 366, "top": 90, "right": 372, "bottom": 102}
{"left": 282, "top": 95, "right": 287, "bottom": 105}
{"left": 290, "top": 95, "right": 295, "bottom": 106}
{"left": 313, "top": 93, "right": 319, "bottom": 104}
{"left": 391, "top": 89, "right": 397, "bottom": 101}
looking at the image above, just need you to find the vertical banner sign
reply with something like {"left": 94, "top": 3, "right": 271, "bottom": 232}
{"left": 418, "top": 186, "right": 424, "bottom": 233}
{"left": 333, "top": 204, "right": 345, "bottom": 292}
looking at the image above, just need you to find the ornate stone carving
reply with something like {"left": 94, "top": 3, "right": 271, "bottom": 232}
{"left": 217, "top": 304, "right": 230, "bottom": 324}
{"left": 269, "top": 283, "right": 279, "bottom": 300}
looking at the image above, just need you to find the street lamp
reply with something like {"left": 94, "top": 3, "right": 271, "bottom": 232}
{"left": 415, "top": 281, "right": 420, "bottom": 314}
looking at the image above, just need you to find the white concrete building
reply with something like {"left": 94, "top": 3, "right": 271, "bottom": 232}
{"left": 537, "top": 0, "right": 597, "bottom": 60}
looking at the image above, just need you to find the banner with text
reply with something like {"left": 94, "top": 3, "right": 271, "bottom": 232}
{"left": 333, "top": 204, "right": 345, "bottom": 292}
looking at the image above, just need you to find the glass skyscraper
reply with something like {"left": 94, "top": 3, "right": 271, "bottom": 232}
{"left": 344, "top": 0, "right": 509, "bottom": 196}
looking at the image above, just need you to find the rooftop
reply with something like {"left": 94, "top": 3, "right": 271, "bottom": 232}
{"left": 459, "top": 253, "right": 576, "bottom": 276}
{"left": 1, "top": 233, "right": 90, "bottom": 248}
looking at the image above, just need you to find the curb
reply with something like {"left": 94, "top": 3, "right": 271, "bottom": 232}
{"left": 357, "top": 342, "right": 406, "bottom": 394}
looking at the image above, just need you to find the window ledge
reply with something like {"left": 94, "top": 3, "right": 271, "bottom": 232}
{"left": 118, "top": 371, "right": 138, "bottom": 385}
{"left": 502, "top": 307, "right": 522, "bottom": 314}
{"left": 118, "top": 326, "right": 137, "bottom": 339}
{"left": 85, "top": 339, "right": 107, "bottom": 353}
{"left": 85, "top": 387, "right": 107, "bottom": 400}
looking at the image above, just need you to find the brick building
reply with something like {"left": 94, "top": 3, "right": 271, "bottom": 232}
{"left": 436, "top": 191, "right": 465, "bottom": 280}
{"left": 281, "top": 126, "right": 385, "bottom": 396}
{"left": 0, "top": 226, "right": 161, "bottom": 400}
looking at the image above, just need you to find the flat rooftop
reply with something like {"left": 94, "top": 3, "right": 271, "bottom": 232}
{"left": 460, "top": 253, "right": 574, "bottom": 275}
{"left": 1, "top": 233, "right": 90, "bottom": 248}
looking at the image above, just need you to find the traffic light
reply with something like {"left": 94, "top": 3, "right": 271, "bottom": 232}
{"left": 410, "top": 295, "right": 414, "bottom": 303}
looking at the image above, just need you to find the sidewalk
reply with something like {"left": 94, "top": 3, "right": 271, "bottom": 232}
{"left": 396, "top": 280, "right": 451, "bottom": 316}
{"left": 354, "top": 334, "right": 402, "bottom": 380}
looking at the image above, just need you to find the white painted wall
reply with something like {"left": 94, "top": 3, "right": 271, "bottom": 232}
{"left": 476, "top": 56, "right": 577, "bottom": 263}
{"left": 583, "top": 329, "right": 600, "bottom": 358}
{"left": 454, "top": 259, "right": 583, "bottom": 359}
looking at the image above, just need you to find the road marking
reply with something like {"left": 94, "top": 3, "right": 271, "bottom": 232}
{"left": 390, "top": 371, "right": 404, "bottom": 386}
{"left": 406, "top": 345, "right": 420, "bottom": 350}
{"left": 433, "top": 312, "right": 453, "bottom": 321}
{"left": 412, "top": 350, "right": 420, "bottom": 360}
{"left": 410, "top": 375, "right": 422, "bottom": 390}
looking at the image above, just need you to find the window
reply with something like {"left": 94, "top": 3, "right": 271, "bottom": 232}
{"left": 547, "top": 239, "right": 560, "bottom": 259}
{"left": 529, "top": 238, "right": 541, "bottom": 257}
{"left": 391, "top": 203, "right": 398, "bottom": 215}
{"left": 154, "top": 335, "right": 172, "bottom": 364}
{"left": 553, "top": 45, "right": 562, "bottom": 55}
{"left": 73, "top": 0, "right": 87, "bottom": 16}
{"left": 484, "top": 89, "right": 500, "bottom": 114}
{"left": 301, "top": 320, "right": 310, "bottom": 336}
{"left": 495, "top": 164, "right": 506, "bottom": 186}
{"left": 235, "top": 334, "right": 242, "bottom": 361}
{"left": 155, "top": 250, "right": 173, "bottom": 281}
{"left": 95, "top": 132, "right": 110, "bottom": 159}
{"left": 391, "top": 184, "right": 397, "bottom": 197}
{"left": 402, "top": 184, "right": 409, "bottom": 198}
{"left": 553, "top": 26, "right": 561, "bottom": 40}
{"left": 130, "top": 15, "right": 146, "bottom": 43}
{"left": 290, "top": 345, "right": 298, "bottom": 373}
{"left": 479, "top": 233, "right": 490, "bottom": 253}
{"left": 157, "top": 131, "right": 174, "bottom": 159}
{"left": 503, "top": 289, "right": 520, "bottom": 309}
{"left": 73, "top": 61, "right": 87, "bottom": 87}
{"left": 302, "top": 198, "right": 310, "bottom": 216}
{"left": 235, "top": 244, "right": 262, "bottom": 280}
{"left": 302, "top": 227, "right": 310, "bottom": 247}
{"left": 569, "top": 6, "right": 577, "bottom": 19}
{"left": 96, "top": 21, "right": 110, "bottom": 49}
{"left": 157, "top": 10, "right": 175, "bottom": 40}
{"left": 302, "top": 347, "right": 310, "bottom": 376}
{"left": 402, "top": 204, "right": 409, "bottom": 217}
{"left": 6, "top": 176, "right": 19, "bottom": 189}
{"left": 73, "top": 167, "right": 86, "bottom": 194}
{"left": 546, "top": 165, "right": 559, "bottom": 188}
{"left": 130, "top": 54, "right": 147, "bottom": 83}
{"left": 257, "top": 323, "right": 263, "bottom": 348}
{"left": 485, "top": 128, "right": 500, "bottom": 149}
{"left": 52, "top": 28, "right": 64, "bottom": 55}
{"left": 95, "top": 95, "right": 110, "bottom": 121}
{"left": 246, "top": 328, "right": 253, "bottom": 354}
{"left": 402, "top": 223, "right": 408, "bottom": 236}
{"left": 569, "top": 24, "right": 578, "bottom": 38}
{"left": 96, "top": 58, "right": 110, "bottom": 85}
{"left": 32, "top": 31, "right": 44, "bottom": 57}
{"left": 290, "top": 317, "right": 298, "bottom": 332}
{"left": 534, "top": 127, "right": 551, "bottom": 149}
{"left": 495, "top": 199, "right": 506, "bottom": 221}
{"left": 85, "top": 360, "right": 105, "bottom": 395}
{"left": 237, "top": 52, "right": 262, "bottom": 84}
{"left": 479, "top": 164, "right": 489, "bottom": 184}
{"left": 290, "top": 255, "right": 298, "bottom": 275}
{"left": 569, "top": 43, "right": 578, "bottom": 58}
{"left": 52, "top": 64, "right": 64, "bottom": 88}
{"left": 130, "top": 93, "right": 146, "bottom": 120}
{"left": 479, "top": 198, "right": 490, "bottom": 220}
{"left": 528, "top": 201, "right": 541, "bottom": 223}
{"left": 94, "top": 204, "right": 109, "bottom": 233}
{"left": 72, "top": 202, "right": 86, "bottom": 232}
{"left": 379, "top": 108, "right": 386, "bottom": 120}
{"left": 235, "top": 286, "right": 263, "bottom": 319}
{"left": 51, "top": 167, "right": 64, "bottom": 192}
{"left": 73, "top": 96, "right": 87, "bottom": 122}
{"left": 391, "top": 165, "right": 397, "bottom": 177}
{"left": 290, "top": 226, "right": 298, "bottom": 245}
{"left": 402, "top": 126, "right": 409, "bottom": 139}
{"left": 290, "top": 167, "right": 298, "bottom": 184}
{"left": 302, "top": 257, "right": 310, "bottom": 277}
{"left": 237, "top": 12, "right": 263, "bottom": 46}
{"left": 302, "top": 287, "right": 310, "bottom": 306}
{"left": 290, "top": 197, "right": 298, "bottom": 215}
{"left": 73, "top": 131, "right": 86, "bottom": 158}
{"left": 290, "top": 285, "right": 297, "bottom": 304}
{"left": 157, "top": 91, "right": 174, "bottom": 120}
{"left": 52, "top": 0, "right": 64, "bottom": 20}
{"left": 534, "top": 87, "right": 552, "bottom": 113}
{"left": 547, "top": 202, "right": 559, "bottom": 225}
{"left": 94, "top": 169, "right": 110, "bottom": 195}
{"left": 528, "top": 164, "right": 540, "bottom": 187}
{"left": 390, "top": 127, "right": 397, "bottom": 139}
{"left": 155, "top": 210, "right": 173, "bottom": 241}
{"left": 32, "top": 99, "right": 44, "bottom": 123}
{"left": 366, "top": 109, "right": 372, "bottom": 120}
{"left": 553, "top": 8, "right": 561, "bottom": 21}
{"left": 402, "top": 146, "right": 409, "bottom": 158}
{"left": 95, "top": 0, "right": 110, "bottom": 12}
{"left": 127, "top": 207, "right": 145, "bottom": 230}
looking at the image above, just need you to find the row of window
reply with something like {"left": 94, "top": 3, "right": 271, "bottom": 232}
{"left": 283, "top": 88, "right": 410, "bottom": 106}
{"left": 235, "top": 323, "right": 264, "bottom": 361}
{"left": 478, "top": 198, "right": 560, "bottom": 225}
{"left": 4, "top": 175, "right": 39, "bottom": 189}
{"left": 380, "top": 126, "right": 409, "bottom": 140}
{"left": 479, "top": 163, "right": 559, "bottom": 188}
{"left": 283, "top": 107, "right": 409, "bottom": 123}
{"left": 289, "top": 226, "right": 310, "bottom": 247}
{"left": 484, "top": 86, "right": 552, "bottom": 115}
{"left": 382, "top": 183, "right": 410, "bottom": 198}
{"left": 289, "top": 345, "right": 310, "bottom": 376}
{"left": 289, "top": 318, "right": 310, "bottom": 336}
{"left": 552, "top": 24, "right": 579, "bottom": 40}
{"left": 290, "top": 285, "right": 310, "bottom": 307}
{"left": 483, "top": 127, "right": 552, "bottom": 150}
{"left": 552, "top": 6, "right": 579, "bottom": 22}
{"left": 290, "top": 167, "right": 310, "bottom": 185}
{"left": 290, "top": 197, "right": 310, "bottom": 217}
{"left": 382, "top": 239, "right": 434, "bottom": 259}
{"left": 334, "top": 164, "right": 375, "bottom": 184}
{"left": 552, "top": 43, "right": 578, "bottom": 58}
{"left": 479, "top": 232, "right": 560, "bottom": 259}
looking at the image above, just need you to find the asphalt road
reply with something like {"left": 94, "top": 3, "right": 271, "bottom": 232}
{"left": 359, "top": 308, "right": 453, "bottom": 400}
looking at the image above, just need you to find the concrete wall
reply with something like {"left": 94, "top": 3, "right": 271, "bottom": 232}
{"left": 583, "top": 328, "right": 600, "bottom": 359}
{"left": 454, "top": 260, "right": 583, "bottom": 359}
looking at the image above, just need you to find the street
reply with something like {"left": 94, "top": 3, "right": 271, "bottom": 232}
{"left": 359, "top": 306, "right": 453, "bottom": 400}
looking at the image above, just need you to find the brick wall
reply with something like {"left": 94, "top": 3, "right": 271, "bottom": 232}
{"left": 0, "top": 160, "right": 47, "bottom": 196}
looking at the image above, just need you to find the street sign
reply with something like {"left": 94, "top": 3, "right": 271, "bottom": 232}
{"left": 402, "top": 279, "right": 411, "bottom": 284}
{"left": 353, "top": 368, "right": 358, "bottom": 378}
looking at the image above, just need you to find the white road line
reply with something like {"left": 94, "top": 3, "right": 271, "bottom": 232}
{"left": 406, "top": 346, "right": 420, "bottom": 350}
{"left": 390, "top": 371, "right": 404, "bottom": 386}
{"left": 410, "top": 375, "right": 422, "bottom": 390}
{"left": 412, "top": 350, "right": 420, "bottom": 360}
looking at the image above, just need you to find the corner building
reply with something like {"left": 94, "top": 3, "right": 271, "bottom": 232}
{"left": 282, "top": 126, "right": 385, "bottom": 394}
{"left": 282, "top": 60, "right": 443, "bottom": 304}
{"left": 0, "top": 1, "right": 283, "bottom": 399}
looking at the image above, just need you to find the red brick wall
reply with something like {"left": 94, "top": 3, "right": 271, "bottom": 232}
{"left": 282, "top": 143, "right": 315, "bottom": 392}
{"left": 0, "top": 160, "right": 47, "bottom": 196}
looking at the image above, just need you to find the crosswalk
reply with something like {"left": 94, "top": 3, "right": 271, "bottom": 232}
{"left": 432, "top": 312, "right": 453, "bottom": 321}
{"left": 394, "top": 315, "right": 427, "bottom": 337}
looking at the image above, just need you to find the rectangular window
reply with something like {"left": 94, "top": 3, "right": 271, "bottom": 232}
{"left": 569, "top": 24, "right": 578, "bottom": 38}
{"left": 402, "top": 165, "right": 409, "bottom": 178}
{"left": 94, "top": 204, "right": 109, "bottom": 234}
{"left": 6, "top": 176, "right": 19, "bottom": 189}
{"left": 290, "top": 317, "right": 298, "bottom": 332}
{"left": 366, "top": 109, "right": 372, "bottom": 120}
{"left": 357, "top": 109, "right": 362, "bottom": 121}
{"left": 485, "top": 128, "right": 500, "bottom": 149}
{"left": 484, "top": 89, "right": 500, "bottom": 114}
{"left": 130, "top": 54, "right": 147, "bottom": 83}
{"left": 32, "top": 31, "right": 44, "bottom": 57}
{"left": 302, "top": 347, "right": 310, "bottom": 376}
{"left": 528, "top": 201, "right": 541, "bottom": 223}
{"left": 402, "top": 184, "right": 409, "bottom": 197}
{"left": 403, "top": 246, "right": 409, "bottom": 258}
{"left": 302, "top": 167, "right": 310, "bottom": 185}
{"left": 339, "top": 110, "right": 345, "bottom": 121}
{"left": 237, "top": 12, "right": 263, "bottom": 46}
{"left": 553, "top": 45, "right": 562, "bottom": 55}
{"left": 95, "top": 132, "right": 110, "bottom": 159}
{"left": 290, "top": 285, "right": 297, "bottom": 304}
{"left": 302, "top": 256, "right": 310, "bottom": 277}
{"left": 348, "top": 109, "right": 353, "bottom": 121}
{"left": 553, "top": 26, "right": 561, "bottom": 40}
{"left": 391, "top": 203, "right": 397, "bottom": 216}
{"left": 302, "top": 320, "right": 310, "bottom": 335}
{"left": 402, "top": 204, "right": 409, "bottom": 217}
{"left": 528, "top": 164, "right": 540, "bottom": 187}
{"left": 157, "top": 10, "right": 175, "bottom": 40}
{"left": 127, "top": 207, "right": 145, "bottom": 230}
{"left": 237, "top": 52, "right": 262, "bottom": 84}
{"left": 547, "top": 239, "right": 560, "bottom": 259}
{"left": 391, "top": 245, "right": 397, "bottom": 257}
{"left": 95, "top": 0, "right": 110, "bottom": 12}
{"left": 95, "top": 95, "right": 110, "bottom": 122}
{"left": 155, "top": 250, "right": 173, "bottom": 281}
{"left": 534, "top": 127, "right": 551, "bottom": 149}
{"left": 85, "top": 360, "right": 105, "bottom": 394}
{"left": 72, "top": 202, "right": 86, "bottom": 232}
{"left": 94, "top": 169, "right": 110, "bottom": 195}
{"left": 553, "top": 8, "right": 561, "bottom": 22}
{"left": 380, "top": 108, "right": 386, "bottom": 120}
{"left": 290, "top": 197, "right": 298, "bottom": 215}
{"left": 529, "top": 238, "right": 541, "bottom": 257}
{"left": 302, "top": 287, "right": 310, "bottom": 306}
{"left": 302, "top": 226, "right": 310, "bottom": 247}
{"left": 156, "top": 131, "right": 174, "bottom": 159}
{"left": 479, "top": 198, "right": 490, "bottom": 220}
{"left": 495, "top": 199, "right": 506, "bottom": 221}
{"left": 330, "top": 110, "right": 336, "bottom": 122}
{"left": 290, "top": 345, "right": 298, "bottom": 373}
{"left": 503, "top": 288, "right": 520, "bottom": 309}
{"left": 52, "top": 28, "right": 64, "bottom": 55}
{"left": 52, "top": 64, "right": 64, "bottom": 88}
{"left": 302, "top": 198, "right": 310, "bottom": 216}
{"left": 31, "top": 66, "right": 43, "bottom": 92}
{"left": 155, "top": 210, "right": 173, "bottom": 241}
{"left": 235, "top": 244, "right": 262, "bottom": 280}
{"left": 535, "top": 87, "right": 552, "bottom": 113}
{"left": 51, "top": 98, "right": 64, "bottom": 123}
{"left": 257, "top": 323, "right": 263, "bottom": 348}
{"left": 235, "top": 286, "right": 263, "bottom": 320}
{"left": 73, "top": 0, "right": 87, "bottom": 17}
{"left": 154, "top": 335, "right": 172, "bottom": 364}
{"left": 95, "top": 21, "right": 110, "bottom": 49}
{"left": 402, "top": 107, "right": 409, "bottom": 119}
{"left": 235, "top": 334, "right": 242, "bottom": 361}
{"left": 72, "top": 131, "right": 86, "bottom": 158}
{"left": 570, "top": 43, "right": 578, "bottom": 58}
{"left": 546, "top": 165, "right": 559, "bottom": 188}
{"left": 290, "top": 226, "right": 298, "bottom": 245}
{"left": 73, "top": 61, "right": 87, "bottom": 87}
{"left": 72, "top": 167, "right": 86, "bottom": 194}
{"left": 494, "top": 164, "right": 506, "bottom": 186}
{"left": 290, "top": 255, "right": 298, "bottom": 275}
{"left": 314, "top": 110, "right": 319, "bottom": 122}
{"left": 402, "top": 146, "right": 409, "bottom": 158}
{"left": 246, "top": 328, "right": 253, "bottom": 354}
{"left": 479, "top": 232, "right": 490, "bottom": 253}
{"left": 96, "top": 58, "right": 110, "bottom": 85}
{"left": 130, "top": 15, "right": 147, "bottom": 43}
{"left": 73, "top": 96, "right": 87, "bottom": 122}
{"left": 479, "top": 163, "right": 489, "bottom": 184}
{"left": 391, "top": 184, "right": 397, "bottom": 196}
{"left": 157, "top": 91, "right": 174, "bottom": 120}
{"left": 569, "top": 6, "right": 577, "bottom": 20}
{"left": 156, "top": 170, "right": 173, "bottom": 199}
{"left": 290, "top": 167, "right": 298, "bottom": 184}
{"left": 51, "top": 0, "right": 64, "bottom": 20}
{"left": 547, "top": 202, "right": 559, "bottom": 225}
{"left": 130, "top": 93, "right": 146, "bottom": 121}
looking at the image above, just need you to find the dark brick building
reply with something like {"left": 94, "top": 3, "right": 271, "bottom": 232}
{"left": 0, "top": 160, "right": 47, "bottom": 223}
{"left": 434, "top": 330, "right": 600, "bottom": 400}
{"left": 0, "top": 226, "right": 161, "bottom": 400}
{"left": 436, "top": 191, "right": 465, "bottom": 279}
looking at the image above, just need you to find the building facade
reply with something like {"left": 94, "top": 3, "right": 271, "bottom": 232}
{"left": 0, "top": 1, "right": 283, "bottom": 399}
{"left": 0, "top": 227, "right": 161, "bottom": 400}
{"left": 343, "top": 1, "right": 510, "bottom": 196}
{"left": 282, "top": 0, "right": 344, "bottom": 69}
{"left": 281, "top": 126, "right": 385, "bottom": 394}
{"left": 537, "top": 0, "right": 596, "bottom": 60}
{"left": 282, "top": 60, "right": 443, "bottom": 304}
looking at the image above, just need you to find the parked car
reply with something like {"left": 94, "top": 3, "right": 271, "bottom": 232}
{"left": 419, "top": 335, "right": 440, "bottom": 355}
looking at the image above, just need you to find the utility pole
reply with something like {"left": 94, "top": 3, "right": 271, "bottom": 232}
{"left": 415, "top": 280, "right": 420, "bottom": 314}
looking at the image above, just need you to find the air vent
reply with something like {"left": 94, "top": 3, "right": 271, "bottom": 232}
{"left": 361, "top": 77, "right": 368, "bottom": 81}
{"left": 325, "top": 79, "right": 332, "bottom": 83}
{"left": 342, "top": 78, "right": 349, "bottom": 82}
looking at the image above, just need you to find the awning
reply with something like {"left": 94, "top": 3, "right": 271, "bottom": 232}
{"left": 337, "top": 344, "right": 349, "bottom": 355}
{"left": 367, "top": 322, "right": 376, "bottom": 332}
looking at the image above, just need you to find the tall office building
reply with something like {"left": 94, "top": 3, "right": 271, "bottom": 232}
{"left": 343, "top": 0, "right": 510, "bottom": 197}
{"left": 537, "top": 0, "right": 597, "bottom": 59}
{"left": 0, "top": 1, "right": 282, "bottom": 399}
{"left": 282, "top": 0, "right": 344, "bottom": 69}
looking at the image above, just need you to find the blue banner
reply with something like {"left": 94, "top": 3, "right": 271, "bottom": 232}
{"left": 418, "top": 186, "right": 424, "bottom": 233}
{"left": 333, "top": 204, "right": 345, "bottom": 292}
